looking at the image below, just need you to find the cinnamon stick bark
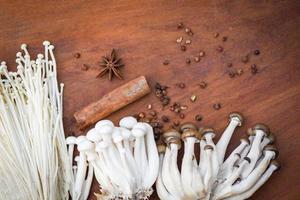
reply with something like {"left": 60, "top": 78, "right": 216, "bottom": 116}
{"left": 74, "top": 76, "right": 150, "bottom": 130}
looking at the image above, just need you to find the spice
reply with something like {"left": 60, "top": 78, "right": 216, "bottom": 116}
{"left": 213, "top": 103, "right": 222, "bottom": 110}
{"left": 236, "top": 69, "right": 243, "bottom": 76}
{"left": 81, "top": 64, "right": 89, "bottom": 71}
{"left": 199, "top": 51, "right": 205, "bottom": 57}
{"left": 149, "top": 110, "right": 157, "bottom": 117}
{"left": 251, "top": 64, "right": 258, "bottom": 74}
{"left": 254, "top": 50, "right": 260, "bottom": 55}
{"left": 217, "top": 46, "right": 224, "bottom": 52}
{"left": 138, "top": 112, "right": 146, "bottom": 118}
{"left": 241, "top": 55, "right": 249, "bottom": 63}
{"left": 222, "top": 36, "right": 228, "bottom": 42}
{"left": 163, "top": 60, "right": 169, "bottom": 65}
{"left": 147, "top": 104, "right": 152, "bottom": 110}
{"left": 214, "top": 32, "right": 219, "bottom": 38}
{"left": 180, "top": 105, "right": 188, "bottom": 110}
{"left": 185, "top": 27, "right": 193, "bottom": 36}
{"left": 176, "top": 82, "right": 186, "bottom": 89}
{"left": 179, "top": 113, "right": 185, "bottom": 119}
{"left": 161, "top": 115, "right": 170, "bottom": 122}
{"left": 177, "top": 22, "right": 184, "bottom": 29}
{"left": 185, "top": 39, "right": 192, "bottom": 44}
{"left": 154, "top": 82, "right": 170, "bottom": 107}
{"left": 176, "top": 37, "right": 183, "bottom": 43}
{"left": 199, "top": 81, "right": 207, "bottom": 89}
{"left": 97, "top": 49, "right": 124, "bottom": 80}
{"left": 181, "top": 45, "right": 187, "bottom": 51}
{"left": 228, "top": 70, "right": 235, "bottom": 78}
{"left": 186, "top": 58, "right": 191, "bottom": 64}
{"left": 74, "top": 52, "right": 81, "bottom": 58}
{"left": 195, "top": 114, "right": 203, "bottom": 121}
{"left": 190, "top": 95, "right": 197, "bottom": 102}
{"left": 173, "top": 120, "right": 180, "bottom": 126}
{"left": 226, "top": 63, "right": 233, "bottom": 68}
{"left": 194, "top": 56, "right": 200, "bottom": 62}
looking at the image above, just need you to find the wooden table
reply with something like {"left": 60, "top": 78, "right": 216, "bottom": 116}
{"left": 1, "top": 1, "right": 299, "bottom": 199}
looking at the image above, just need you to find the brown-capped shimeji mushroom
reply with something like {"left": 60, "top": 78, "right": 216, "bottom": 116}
{"left": 213, "top": 145, "right": 278, "bottom": 200}
{"left": 161, "top": 129, "right": 184, "bottom": 199}
{"left": 180, "top": 123, "right": 204, "bottom": 199}
{"left": 226, "top": 160, "right": 281, "bottom": 200}
{"left": 216, "top": 112, "right": 244, "bottom": 164}
{"left": 241, "top": 123, "right": 270, "bottom": 178}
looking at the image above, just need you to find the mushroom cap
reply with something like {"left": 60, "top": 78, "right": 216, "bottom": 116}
{"left": 240, "top": 137, "right": 250, "bottom": 145}
{"left": 253, "top": 123, "right": 270, "bottom": 136}
{"left": 180, "top": 122, "right": 198, "bottom": 133}
{"left": 163, "top": 129, "right": 181, "bottom": 144}
{"left": 76, "top": 135, "right": 87, "bottom": 144}
{"left": 204, "top": 145, "right": 214, "bottom": 151}
{"left": 96, "top": 125, "right": 113, "bottom": 136}
{"left": 78, "top": 140, "right": 94, "bottom": 152}
{"left": 181, "top": 129, "right": 201, "bottom": 140}
{"left": 95, "top": 120, "right": 114, "bottom": 130}
{"left": 229, "top": 112, "right": 244, "bottom": 126}
{"left": 66, "top": 136, "right": 77, "bottom": 145}
{"left": 131, "top": 128, "right": 147, "bottom": 138}
{"left": 86, "top": 128, "right": 102, "bottom": 142}
{"left": 132, "top": 122, "right": 148, "bottom": 132}
{"left": 263, "top": 145, "right": 279, "bottom": 158}
{"left": 168, "top": 137, "right": 182, "bottom": 149}
{"left": 119, "top": 116, "right": 138, "bottom": 129}
{"left": 201, "top": 128, "right": 216, "bottom": 139}
{"left": 120, "top": 127, "right": 132, "bottom": 140}
{"left": 247, "top": 128, "right": 255, "bottom": 136}
{"left": 267, "top": 133, "right": 276, "bottom": 144}
{"left": 270, "top": 160, "right": 281, "bottom": 171}
{"left": 95, "top": 141, "right": 109, "bottom": 152}
{"left": 112, "top": 128, "right": 123, "bottom": 143}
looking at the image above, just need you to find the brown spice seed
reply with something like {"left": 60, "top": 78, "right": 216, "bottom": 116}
{"left": 149, "top": 110, "right": 157, "bottom": 117}
{"left": 194, "top": 56, "right": 200, "bottom": 62}
{"left": 228, "top": 70, "right": 235, "bottom": 78}
{"left": 163, "top": 60, "right": 169, "bottom": 65}
{"left": 186, "top": 58, "right": 191, "bottom": 64}
{"left": 177, "top": 22, "right": 184, "bottom": 29}
{"left": 173, "top": 120, "right": 180, "bottom": 126}
{"left": 81, "top": 64, "right": 89, "bottom": 71}
{"left": 190, "top": 95, "right": 197, "bottom": 102}
{"left": 179, "top": 113, "right": 185, "bottom": 119}
{"left": 181, "top": 45, "right": 187, "bottom": 51}
{"left": 138, "top": 112, "right": 146, "bottom": 118}
{"left": 236, "top": 69, "right": 243, "bottom": 75}
{"left": 161, "top": 115, "right": 170, "bottom": 123}
{"left": 176, "top": 37, "right": 183, "bottom": 43}
{"left": 176, "top": 82, "right": 186, "bottom": 89}
{"left": 213, "top": 103, "right": 222, "bottom": 110}
{"left": 242, "top": 55, "right": 249, "bottom": 63}
{"left": 199, "top": 51, "right": 205, "bottom": 57}
{"left": 222, "top": 36, "right": 228, "bottom": 42}
{"left": 254, "top": 50, "right": 260, "bottom": 55}
{"left": 199, "top": 81, "right": 207, "bottom": 89}
{"left": 226, "top": 63, "right": 233, "bottom": 68}
{"left": 147, "top": 104, "right": 152, "bottom": 110}
{"left": 74, "top": 52, "right": 81, "bottom": 58}
{"left": 214, "top": 32, "right": 219, "bottom": 38}
{"left": 217, "top": 46, "right": 224, "bottom": 52}
{"left": 195, "top": 114, "right": 203, "bottom": 121}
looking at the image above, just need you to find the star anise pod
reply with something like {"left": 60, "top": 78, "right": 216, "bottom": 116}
{"left": 97, "top": 49, "right": 124, "bottom": 80}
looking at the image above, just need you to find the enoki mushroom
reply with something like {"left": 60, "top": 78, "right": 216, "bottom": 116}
{"left": 67, "top": 116, "right": 159, "bottom": 200}
{"left": 156, "top": 112, "right": 280, "bottom": 200}
{"left": 0, "top": 42, "right": 71, "bottom": 200}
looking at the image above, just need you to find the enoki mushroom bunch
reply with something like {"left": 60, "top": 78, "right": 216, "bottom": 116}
{"left": 0, "top": 42, "right": 71, "bottom": 199}
{"left": 156, "top": 112, "right": 280, "bottom": 200}
{"left": 67, "top": 116, "right": 159, "bottom": 200}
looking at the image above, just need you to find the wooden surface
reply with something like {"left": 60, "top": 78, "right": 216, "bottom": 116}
{"left": 1, "top": 1, "right": 300, "bottom": 199}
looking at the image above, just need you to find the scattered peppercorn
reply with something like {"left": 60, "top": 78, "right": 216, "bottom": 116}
{"left": 138, "top": 112, "right": 146, "bottom": 118}
{"left": 199, "top": 51, "right": 205, "bottom": 57}
{"left": 176, "top": 82, "right": 186, "bottom": 89}
{"left": 179, "top": 113, "right": 185, "bottom": 119}
{"left": 177, "top": 22, "right": 184, "bottom": 29}
{"left": 195, "top": 114, "right": 203, "bottom": 121}
{"left": 81, "top": 64, "right": 89, "bottom": 71}
{"left": 161, "top": 115, "right": 170, "bottom": 122}
{"left": 199, "top": 81, "right": 207, "bottom": 89}
{"left": 149, "top": 110, "right": 157, "bottom": 117}
{"left": 186, "top": 58, "right": 191, "bottom": 64}
{"left": 213, "top": 103, "right": 222, "bottom": 110}
{"left": 217, "top": 46, "right": 224, "bottom": 52}
{"left": 173, "top": 120, "right": 180, "bottom": 126}
{"left": 181, "top": 45, "right": 187, "bottom": 51}
{"left": 228, "top": 70, "right": 235, "bottom": 78}
{"left": 194, "top": 56, "right": 200, "bottom": 62}
{"left": 222, "top": 36, "right": 228, "bottom": 42}
{"left": 214, "top": 32, "right": 219, "bottom": 38}
{"left": 242, "top": 55, "right": 249, "bottom": 63}
{"left": 226, "top": 63, "right": 233, "bottom": 68}
{"left": 74, "top": 52, "right": 81, "bottom": 58}
{"left": 176, "top": 37, "right": 183, "bottom": 43}
{"left": 254, "top": 50, "right": 260, "bottom": 55}
{"left": 190, "top": 95, "right": 197, "bottom": 102}
{"left": 236, "top": 69, "right": 243, "bottom": 76}
{"left": 163, "top": 60, "right": 169, "bottom": 65}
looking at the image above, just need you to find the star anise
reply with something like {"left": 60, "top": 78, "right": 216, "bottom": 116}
{"left": 97, "top": 49, "right": 124, "bottom": 80}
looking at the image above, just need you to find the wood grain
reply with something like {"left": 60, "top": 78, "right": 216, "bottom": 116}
{"left": 0, "top": 0, "right": 299, "bottom": 199}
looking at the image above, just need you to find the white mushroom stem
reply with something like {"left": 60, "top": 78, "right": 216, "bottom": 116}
{"left": 66, "top": 136, "right": 77, "bottom": 166}
{"left": 203, "top": 131, "right": 219, "bottom": 179}
{"left": 241, "top": 129, "right": 267, "bottom": 179}
{"left": 216, "top": 114, "right": 242, "bottom": 164}
{"left": 204, "top": 146, "right": 213, "bottom": 193}
{"left": 226, "top": 161, "right": 280, "bottom": 200}
{"left": 82, "top": 164, "right": 94, "bottom": 200}
{"left": 199, "top": 139, "right": 207, "bottom": 177}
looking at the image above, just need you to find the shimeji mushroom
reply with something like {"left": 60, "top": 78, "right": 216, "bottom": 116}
{"left": 155, "top": 113, "right": 280, "bottom": 200}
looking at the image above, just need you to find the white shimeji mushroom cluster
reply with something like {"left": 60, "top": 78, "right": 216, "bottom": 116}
{"left": 0, "top": 42, "right": 71, "bottom": 200}
{"left": 66, "top": 116, "right": 159, "bottom": 200}
{"left": 156, "top": 112, "right": 280, "bottom": 200}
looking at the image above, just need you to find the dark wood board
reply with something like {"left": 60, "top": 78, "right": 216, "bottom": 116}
{"left": 0, "top": 0, "right": 300, "bottom": 199}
